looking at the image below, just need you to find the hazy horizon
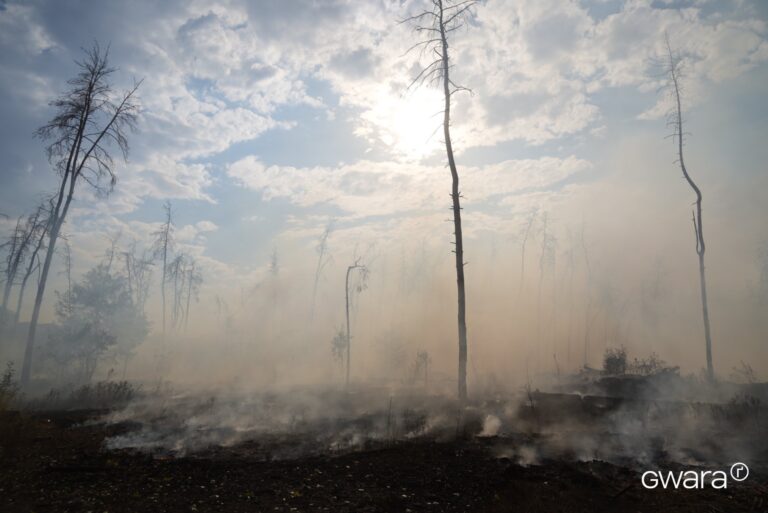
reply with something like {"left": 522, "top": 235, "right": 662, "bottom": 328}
{"left": 1, "top": 0, "right": 767, "bottom": 389}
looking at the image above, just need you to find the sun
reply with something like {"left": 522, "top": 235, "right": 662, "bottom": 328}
{"left": 370, "top": 86, "right": 443, "bottom": 160}
{"left": 393, "top": 87, "right": 444, "bottom": 158}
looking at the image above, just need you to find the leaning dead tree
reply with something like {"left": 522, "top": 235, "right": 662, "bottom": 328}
{"left": 1, "top": 217, "right": 26, "bottom": 317}
{"left": 663, "top": 35, "right": 714, "bottom": 380}
{"left": 404, "top": 0, "right": 476, "bottom": 401}
{"left": 21, "top": 43, "right": 141, "bottom": 386}
{"left": 1, "top": 201, "right": 51, "bottom": 330}
{"left": 13, "top": 201, "right": 52, "bottom": 329}
{"left": 344, "top": 257, "right": 369, "bottom": 389}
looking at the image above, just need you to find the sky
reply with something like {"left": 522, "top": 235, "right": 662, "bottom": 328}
{"left": 1, "top": 0, "right": 767, "bottom": 382}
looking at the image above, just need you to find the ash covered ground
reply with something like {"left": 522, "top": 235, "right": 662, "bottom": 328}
{"left": 2, "top": 373, "right": 767, "bottom": 512}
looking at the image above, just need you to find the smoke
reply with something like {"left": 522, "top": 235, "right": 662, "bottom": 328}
{"left": 3, "top": 121, "right": 767, "bottom": 390}
{"left": 2, "top": 81, "right": 767, "bottom": 474}
{"left": 103, "top": 386, "right": 469, "bottom": 458}
{"left": 97, "top": 137, "right": 768, "bottom": 391}
{"left": 97, "top": 375, "right": 766, "bottom": 472}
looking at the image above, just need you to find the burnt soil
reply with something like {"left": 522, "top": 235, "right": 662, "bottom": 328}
{"left": 1, "top": 410, "right": 766, "bottom": 513}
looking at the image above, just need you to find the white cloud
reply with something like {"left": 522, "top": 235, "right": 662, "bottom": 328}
{"left": 196, "top": 220, "right": 218, "bottom": 232}
{"left": 228, "top": 155, "right": 590, "bottom": 219}
{"left": 8, "top": 0, "right": 763, "bottom": 217}
{"left": 2, "top": 0, "right": 767, "bottom": 295}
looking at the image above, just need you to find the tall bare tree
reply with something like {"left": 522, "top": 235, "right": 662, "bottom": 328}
{"left": 663, "top": 35, "right": 714, "bottom": 380}
{"left": 404, "top": 0, "right": 476, "bottom": 401}
{"left": 152, "top": 201, "right": 174, "bottom": 338}
{"left": 21, "top": 44, "right": 141, "bottom": 385}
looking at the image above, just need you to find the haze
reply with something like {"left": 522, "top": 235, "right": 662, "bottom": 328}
{"left": 1, "top": 0, "right": 767, "bottom": 391}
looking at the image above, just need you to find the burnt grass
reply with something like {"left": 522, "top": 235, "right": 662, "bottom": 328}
{"left": 1, "top": 409, "right": 767, "bottom": 512}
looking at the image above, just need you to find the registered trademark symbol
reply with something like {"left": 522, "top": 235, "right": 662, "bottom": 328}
{"left": 730, "top": 462, "right": 749, "bottom": 482}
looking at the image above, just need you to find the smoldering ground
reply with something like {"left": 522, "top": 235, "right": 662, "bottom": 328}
{"left": 96, "top": 372, "right": 767, "bottom": 474}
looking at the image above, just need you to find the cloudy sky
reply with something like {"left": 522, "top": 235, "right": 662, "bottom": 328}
{"left": 1, "top": 0, "right": 767, "bottom": 368}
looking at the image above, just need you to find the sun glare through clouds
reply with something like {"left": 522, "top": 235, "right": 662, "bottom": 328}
{"left": 372, "top": 86, "right": 444, "bottom": 160}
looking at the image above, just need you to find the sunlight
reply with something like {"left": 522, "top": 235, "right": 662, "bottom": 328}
{"left": 375, "top": 86, "right": 443, "bottom": 160}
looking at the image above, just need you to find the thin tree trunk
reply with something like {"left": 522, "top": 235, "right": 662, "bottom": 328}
{"left": 185, "top": 264, "right": 193, "bottom": 330}
{"left": 13, "top": 270, "right": 31, "bottom": 329}
{"left": 581, "top": 227, "right": 592, "bottom": 367}
{"left": 566, "top": 260, "right": 574, "bottom": 366}
{"left": 345, "top": 265, "right": 352, "bottom": 388}
{"left": 22, "top": 71, "right": 93, "bottom": 386}
{"left": 697, "top": 247, "right": 713, "bottom": 378}
{"left": 551, "top": 250, "right": 557, "bottom": 373}
{"left": 13, "top": 225, "right": 46, "bottom": 329}
{"left": 2, "top": 218, "right": 25, "bottom": 312}
{"left": 21, "top": 159, "right": 77, "bottom": 386}
{"left": 536, "top": 214, "right": 548, "bottom": 372}
{"left": 438, "top": 0, "right": 468, "bottom": 402}
{"left": 21, "top": 46, "right": 141, "bottom": 387}
{"left": 21, "top": 216, "right": 65, "bottom": 384}
{"left": 14, "top": 258, "right": 37, "bottom": 329}
{"left": 161, "top": 243, "right": 167, "bottom": 337}
{"left": 519, "top": 212, "right": 536, "bottom": 295}
{"left": 667, "top": 36, "right": 714, "bottom": 380}
{"left": 311, "top": 224, "right": 331, "bottom": 321}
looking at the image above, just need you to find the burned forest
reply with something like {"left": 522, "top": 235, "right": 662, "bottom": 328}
{"left": 1, "top": 1, "right": 767, "bottom": 512}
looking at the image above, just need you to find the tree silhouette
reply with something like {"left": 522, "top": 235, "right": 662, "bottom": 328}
{"left": 663, "top": 34, "right": 714, "bottom": 380}
{"left": 21, "top": 44, "right": 141, "bottom": 386}
{"left": 404, "top": 0, "right": 477, "bottom": 401}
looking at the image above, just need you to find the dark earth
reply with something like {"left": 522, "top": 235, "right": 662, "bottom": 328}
{"left": 1, "top": 409, "right": 767, "bottom": 513}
